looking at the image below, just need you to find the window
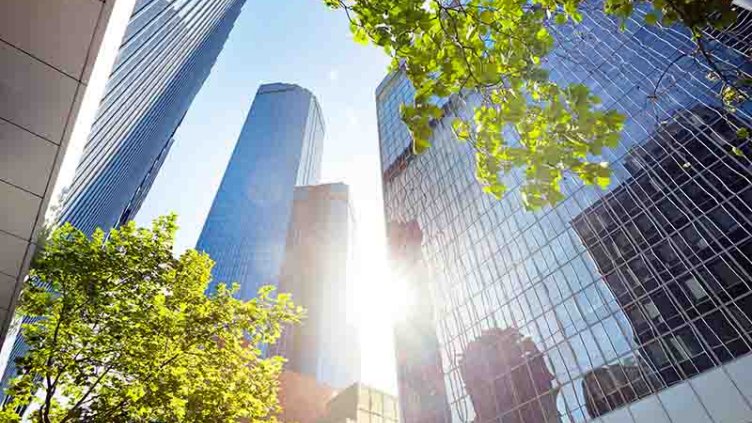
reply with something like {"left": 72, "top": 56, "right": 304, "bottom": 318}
{"left": 642, "top": 300, "right": 661, "bottom": 321}
{"left": 635, "top": 214, "right": 655, "bottom": 237}
{"left": 729, "top": 303, "right": 752, "bottom": 333}
{"left": 710, "top": 207, "right": 739, "bottom": 232}
{"left": 654, "top": 241, "right": 678, "bottom": 263}
{"left": 627, "top": 305, "right": 648, "bottom": 325}
{"left": 682, "top": 276, "right": 708, "bottom": 301}
{"left": 671, "top": 330, "right": 703, "bottom": 359}
{"left": 710, "top": 260, "right": 742, "bottom": 289}
{"left": 360, "top": 387, "right": 371, "bottom": 410}
{"left": 681, "top": 225, "right": 709, "bottom": 250}
{"left": 628, "top": 257, "right": 651, "bottom": 280}
{"left": 669, "top": 336, "right": 691, "bottom": 361}
{"left": 645, "top": 341, "right": 670, "bottom": 366}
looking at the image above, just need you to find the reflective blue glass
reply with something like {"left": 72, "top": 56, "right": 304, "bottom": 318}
{"left": 380, "top": 4, "right": 752, "bottom": 422}
{"left": 57, "top": 0, "right": 245, "bottom": 236}
{"left": 196, "top": 83, "right": 324, "bottom": 300}
{"left": 0, "top": 0, "right": 245, "bottom": 403}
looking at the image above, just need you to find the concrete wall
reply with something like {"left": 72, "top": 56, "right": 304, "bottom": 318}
{"left": 0, "top": 0, "right": 135, "bottom": 345}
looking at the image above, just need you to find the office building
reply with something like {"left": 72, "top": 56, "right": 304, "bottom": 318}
{"left": 0, "top": 0, "right": 136, "bottom": 349}
{"left": 318, "top": 383, "right": 400, "bottom": 423}
{"left": 0, "top": 0, "right": 246, "bottom": 399}
{"left": 196, "top": 83, "right": 324, "bottom": 300}
{"left": 378, "top": 5, "right": 751, "bottom": 423}
{"left": 56, "top": 0, "right": 245, "bottom": 235}
{"left": 388, "top": 221, "right": 451, "bottom": 423}
{"left": 572, "top": 106, "right": 752, "bottom": 413}
{"left": 272, "top": 183, "right": 360, "bottom": 390}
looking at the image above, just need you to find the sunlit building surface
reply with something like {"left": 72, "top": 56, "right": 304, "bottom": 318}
{"left": 378, "top": 3, "right": 752, "bottom": 422}
{"left": 196, "top": 83, "right": 324, "bottom": 300}
{"left": 0, "top": 0, "right": 142, "bottom": 348}
{"left": 318, "top": 383, "right": 400, "bottom": 423}
{"left": 389, "top": 221, "right": 451, "bottom": 423}
{"left": 1, "top": 0, "right": 245, "bottom": 403}
{"left": 272, "top": 183, "right": 360, "bottom": 390}
{"left": 58, "top": 0, "right": 245, "bottom": 235}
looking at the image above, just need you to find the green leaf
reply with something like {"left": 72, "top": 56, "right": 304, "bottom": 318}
{"left": 536, "top": 27, "right": 549, "bottom": 41}
{"left": 413, "top": 136, "right": 432, "bottom": 154}
{"left": 480, "top": 10, "right": 494, "bottom": 24}
{"left": 731, "top": 146, "right": 745, "bottom": 157}
{"left": 554, "top": 13, "right": 568, "bottom": 25}
{"left": 452, "top": 119, "right": 471, "bottom": 141}
{"left": 737, "top": 128, "right": 750, "bottom": 139}
{"left": 353, "top": 27, "right": 369, "bottom": 45}
{"left": 644, "top": 12, "right": 659, "bottom": 25}
{"left": 5, "top": 215, "right": 304, "bottom": 422}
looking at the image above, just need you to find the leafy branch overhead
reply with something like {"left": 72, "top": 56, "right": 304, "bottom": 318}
{"left": 326, "top": 0, "right": 745, "bottom": 209}
{"left": 0, "top": 215, "right": 303, "bottom": 423}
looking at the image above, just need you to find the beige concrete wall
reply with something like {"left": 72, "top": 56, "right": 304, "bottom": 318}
{"left": 0, "top": 0, "right": 135, "bottom": 345}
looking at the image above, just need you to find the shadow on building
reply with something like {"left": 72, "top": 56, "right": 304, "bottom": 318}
{"left": 573, "top": 106, "right": 752, "bottom": 416}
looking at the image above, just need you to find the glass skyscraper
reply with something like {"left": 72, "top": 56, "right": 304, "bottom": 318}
{"left": 379, "top": 4, "right": 751, "bottom": 423}
{"left": 196, "top": 83, "right": 324, "bottom": 300}
{"left": 56, "top": 0, "right": 245, "bottom": 235}
{"left": 0, "top": 0, "right": 245, "bottom": 402}
{"left": 271, "top": 183, "right": 360, "bottom": 390}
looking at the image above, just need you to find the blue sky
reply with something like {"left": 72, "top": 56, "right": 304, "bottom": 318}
{"left": 135, "top": 0, "right": 398, "bottom": 393}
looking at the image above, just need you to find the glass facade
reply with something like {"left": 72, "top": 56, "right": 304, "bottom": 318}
{"left": 390, "top": 221, "right": 452, "bottom": 423}
{"left": 57, "top": 0, "right": 245, "bottom": 235}
{"left": 196, "top": 83, "right": 324, "bottom": 301}
{"left": 379, "top": 3, "right": 751, "bottom": 422}
{"left": 1, "top": 0, "right": 244, "bottom": 403}
{"left": 319, "top": 383, "right": 400, "bottom": 423}
{"left": 271, "top": 183, "right": 360, "bottom": 389}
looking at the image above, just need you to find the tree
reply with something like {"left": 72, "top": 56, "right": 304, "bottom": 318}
{"left": 0, "top": 215, "right": 303, "bottom": 423}
{"left": 325, "top": 0, "right": 748, "bottom": 209}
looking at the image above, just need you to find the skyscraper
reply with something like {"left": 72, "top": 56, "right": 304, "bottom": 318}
{"left": 0, "top": 0, "right": 136, "bottom": 348}
{"left": 272, "top": 183, "right": 360, "bottom": 390}
{"left": 56, "top": 0, "right": 245, "bottom": 235}
{"left": 572, "top": 106, "right": 752, "bottom": 413}
{"left": 0, "top": 0, "right": 246, "bottom": 399}
{"left": 318, "top": 383, "right": 400, "bottom": 423}
{"left": 388, "top": 221, "right": 451, "bottom": 423}
{"left": 378, "top": 5, "right": 751, "bottom": 423}
{"left": 196, "top": 83, "right": 324, "bottom": 300}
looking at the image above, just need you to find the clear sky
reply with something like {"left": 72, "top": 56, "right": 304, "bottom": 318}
{"left": 135, "top": 1, "right": 398, "bottom": 394}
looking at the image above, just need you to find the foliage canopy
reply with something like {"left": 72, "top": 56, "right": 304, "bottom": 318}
{"left": 0, "top": 215, "right": 302, "bottom": 423}
{"left": 326, "top": 0, "right": 746, "bottom": 209}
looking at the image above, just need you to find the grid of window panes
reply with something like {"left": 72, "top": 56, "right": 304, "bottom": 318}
{"left": 358, "top": 385, "right": 400, "bottom": 423}
{"left": 0, "top": 0, "right": 245, "bottom": 404}
{"left": 196, "top": 84, "right": 324, "bottom": 301}
{"left": 378, "top": 2, "right": 751, "bottom": 422}
{"left": 57, "top": 0, "right": 244, "bottom": 236}
{"left": 376, "top": 72, "right": 415, "bottom": 173}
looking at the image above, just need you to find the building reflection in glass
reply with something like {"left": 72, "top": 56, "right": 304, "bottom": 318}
{"left": 581, "top": 361, "right": 663, "bottom": 418}
{"left": 389, "top": 221, "right": 452, "bottom": 423}
{"left": 460, "top": 328, "right": 559, "bottom": 423}
{"left": 378, "top": 5, "right": 752, "bottom": 418}
{"left": 574, "top": 106, "right": 752, "bottom": 414}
